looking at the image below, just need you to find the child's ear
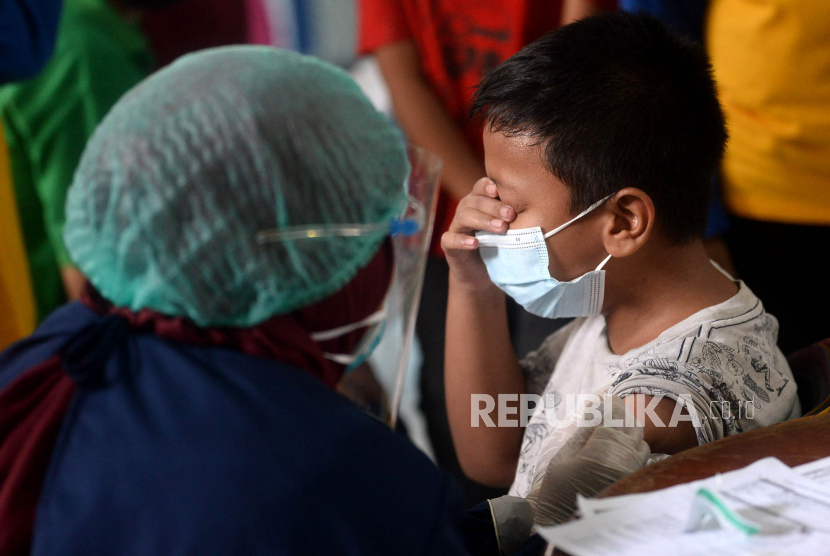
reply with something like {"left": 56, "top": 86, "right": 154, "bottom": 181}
{"left": 603, "top": 188, "right": 655, "bottom": 258}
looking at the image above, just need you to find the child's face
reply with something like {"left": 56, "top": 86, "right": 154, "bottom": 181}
{"left": 482, "top": 128, "right": 610, "bottom": 282}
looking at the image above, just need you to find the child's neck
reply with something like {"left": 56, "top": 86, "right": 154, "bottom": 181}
{"left": 602, "top": 240, "right": 739, "bottom": 355}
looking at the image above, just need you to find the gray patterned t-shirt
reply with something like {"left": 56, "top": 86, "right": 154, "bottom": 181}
{"left": 509, "top": 280, "right": 800, "bottom": 498}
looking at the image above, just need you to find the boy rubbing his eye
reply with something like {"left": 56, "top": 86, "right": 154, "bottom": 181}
{"left": 442, "top": 12, "right": 800, "bottom": 502}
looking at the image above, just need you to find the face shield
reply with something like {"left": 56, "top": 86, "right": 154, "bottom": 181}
{"left": 256, "top": 145, "right": 442, "bottom": 428}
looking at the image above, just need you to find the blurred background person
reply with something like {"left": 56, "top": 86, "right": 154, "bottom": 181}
{"left": 246, "top": 0, "right": 357, "bottom": 68}
{"left": 0, "top": 0, "right": 63, "bottom": 82}
{"left": 358, "top": 0, "right": 615, "bottom": 506}
{"left": 707, "top": 0, "right": 830, "bottom": 354}
{"left": 617, "top": 1, "right": 830, "bottom": 353}
{"left": 0, "top": 0, "right": 179, "bottom": 339}
{"left": 617, "top": 0, "right": 736, "bottom": 276}
{"left": 0, "top": 0, "right": 63, "bottom": 352}
{"left": 617, "top": 0, "right": 701, "bottom": 38}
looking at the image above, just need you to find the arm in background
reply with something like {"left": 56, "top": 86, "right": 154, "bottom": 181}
{"left": 561, "top": 0, "right": 614, "bottom": 25}
{"left": 374, "top": 39, "right": 485, "bottom": 202}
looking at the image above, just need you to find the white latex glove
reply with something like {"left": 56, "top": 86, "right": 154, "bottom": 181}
{"left": 525, "top": 395, "right": 650, "bottom": 526}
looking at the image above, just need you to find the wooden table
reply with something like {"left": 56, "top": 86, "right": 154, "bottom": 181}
{"left": 554, "top": 414, "right": 830, "bottom": 555}
{"left": 600, "top": 413, "right": 830, "bottom": 497}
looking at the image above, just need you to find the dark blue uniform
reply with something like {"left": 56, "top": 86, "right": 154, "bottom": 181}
{"left": 0, "top": 303, "right": 470, "bottom": 555}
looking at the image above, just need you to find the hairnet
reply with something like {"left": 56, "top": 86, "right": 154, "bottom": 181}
{"left": 64, "top": 46, "right": 408, "bottom": 327}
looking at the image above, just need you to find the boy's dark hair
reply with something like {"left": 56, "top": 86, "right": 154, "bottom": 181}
{"left": 471, "top": 12, "right": 727, "bottom": 244}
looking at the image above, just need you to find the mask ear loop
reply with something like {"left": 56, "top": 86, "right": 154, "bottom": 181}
{"left": 542, "top": 195, "right": 613, "bottom": 239}
{"left": 595, "top": 253, "right": 612, "bottom": 271}
{"left": 309, "top": 307, "right": 387, "bottom": 342}
{"left": 541, "top": 195, "right": 614, "bottom": 273}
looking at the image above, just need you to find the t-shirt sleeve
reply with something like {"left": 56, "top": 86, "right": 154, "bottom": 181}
{"left": 607, "top": 334, "right": 797, "bottom": 447}
{"left": 605, "top": 338, "right": 726, "bottom": 446}
{"left": 357, "top": 0, "right": 411, "bottom": 55}
{"left": 610, "top": 372, "right": 717, "bottom": 446}
{"left": 520, "top": 319, "right": 582, "bottom": 396}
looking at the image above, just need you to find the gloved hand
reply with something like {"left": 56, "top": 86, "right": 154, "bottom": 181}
{"left": 525, "top": 395, "right": 650, "bottom": 526}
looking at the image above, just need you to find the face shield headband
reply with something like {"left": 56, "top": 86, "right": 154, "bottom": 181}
{"left": 256, "top": 145, "right": 442, "bottom": 428}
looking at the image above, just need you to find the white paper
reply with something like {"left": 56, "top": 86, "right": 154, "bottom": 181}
{"left": 794, "top": 455, "right": 830, "bottom": 485}
{"left": 578, "top": 454, "right": 830, "bottom": 518}
{"left": 540, "top": 458, "right": 830, "bottom": 556}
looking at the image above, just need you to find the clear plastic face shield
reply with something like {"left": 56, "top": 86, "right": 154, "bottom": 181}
{"left": 256, "top": 145, "right": 442, "bottom": 428}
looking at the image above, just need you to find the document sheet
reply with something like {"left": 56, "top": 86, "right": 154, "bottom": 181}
{"left": 538, "top": 456, "right": 830, "bottom": 556}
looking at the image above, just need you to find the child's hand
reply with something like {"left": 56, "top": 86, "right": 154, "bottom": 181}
{"left": 441, "top": 177, "right": 515, "bottom": 290}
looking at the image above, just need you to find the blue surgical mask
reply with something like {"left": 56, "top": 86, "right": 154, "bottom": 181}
{"left": 476, "top": 196, "right": 612, "bottom": 319}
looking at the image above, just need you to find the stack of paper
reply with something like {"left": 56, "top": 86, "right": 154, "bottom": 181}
{"left": 537, "top": 455, "right": 830, "bottom": 556}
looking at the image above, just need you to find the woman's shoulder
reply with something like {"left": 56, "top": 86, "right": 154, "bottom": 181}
{"left": 0, "top": 302, "right": 97, "bottom": 390}
{"left": 35, "top": 333, "right": 460, "bottom": 555}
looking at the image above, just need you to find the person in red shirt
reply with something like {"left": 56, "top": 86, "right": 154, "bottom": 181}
{"left": 359, "top": 0, "right": 615, "bottom": 506}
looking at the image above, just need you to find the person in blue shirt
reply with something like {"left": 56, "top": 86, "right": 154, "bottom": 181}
{"left": 618, "top": 0, "right": 706, "bottom": 41}
{"left": 0, "top": 0, "right": 63, "bottom": 82}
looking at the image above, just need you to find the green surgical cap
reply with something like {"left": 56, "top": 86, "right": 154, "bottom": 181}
{"left": 64, "top": 46, "right": 408, "bottom": 327}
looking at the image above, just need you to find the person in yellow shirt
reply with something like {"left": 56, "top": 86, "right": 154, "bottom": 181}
{"left": 0, "top": 127, "right": 37, "bottom": 350}
{"left": 707, "top": 0, "right": 830, "bottom": 354}
{"left": 0, "top": 0, "right": 64, "bottom": 350}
